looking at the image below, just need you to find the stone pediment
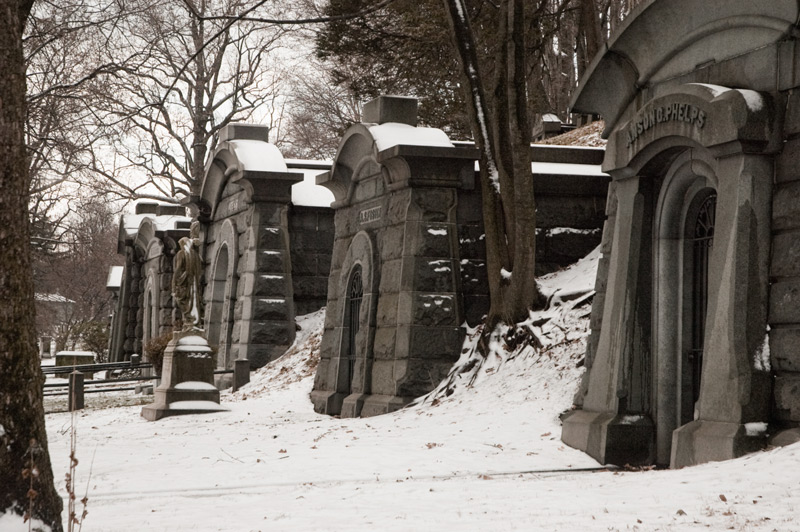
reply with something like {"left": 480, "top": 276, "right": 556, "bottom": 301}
{"left": 571, "top": 0, "right": 799, "bottom": 134}
{"left": 201, "top": 124, "right": 302, "bottom": 219}
{"left": 606, "top": 84, "right": 776, "bottom": 175}
{"left": 317, "top": 96, "right": 477, "bottom": 209}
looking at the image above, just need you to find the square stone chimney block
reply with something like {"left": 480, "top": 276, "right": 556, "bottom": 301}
{"left": 363, "top": 95, "right": 418, "bottom": 126}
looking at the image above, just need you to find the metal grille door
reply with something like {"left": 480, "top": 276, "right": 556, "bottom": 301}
{"left": 347, "top": 267, "right": 363, "bottom": 392}
{"left": 690, "top": 194, "right": 716, "bottom": 405}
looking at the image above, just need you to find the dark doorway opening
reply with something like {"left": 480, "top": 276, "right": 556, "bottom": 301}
{"left": 686, "top": 193, "right": 716, "bottom": 422}
{"left": 346, "top": 266, "right": 363, "bottom": 393}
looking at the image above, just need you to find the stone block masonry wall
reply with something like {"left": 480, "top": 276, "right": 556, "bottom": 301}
{"left": 455, "top": 144, "right": 609, "bottom": 326}
{"left": 237, "top": 200, "right": 297, "bottom": 368}
{"left": 124, "top": 254, "right": 141, "bottom": 357}
{"left": 288, "top": 206, "right": 335, "bottom": 315}
{"left": 531, "top": 146, "right": 608, "bottom": 275}
{"left": 378, "top": 185, "right": 463, "bottom": 403}
{"left": 456, "top": 187, "right": 489, "bottom": 326}
{"left": 203, "top": 181, "right": 298, "bottom": 369}
{"left": 768, "top": 93, "right": 800, "bottom": 428}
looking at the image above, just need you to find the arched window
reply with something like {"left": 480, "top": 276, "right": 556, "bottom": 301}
{"left": 346, "top": 265, "right": 363, "bottom": 393}
{"left": 689, "top": 193, "right": 716, "bottom": 408}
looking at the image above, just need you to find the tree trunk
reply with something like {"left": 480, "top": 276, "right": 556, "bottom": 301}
{"left": 441, "top": 0, "right": 541, "bottom": 331}
{"left": 0, "top": 0, "right": 64, "bottom": 529}
{"left": 501, "top": 0, "right": 539, "bottom": 322}
{"left": 578, "top": 0, "right": 602, "bottom": 77}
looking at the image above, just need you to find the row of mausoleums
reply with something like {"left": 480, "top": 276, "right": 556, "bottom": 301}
{"left": 108, "top": 125, "right": 335, "bottom": 377}
{"left": 107, "top": 95, "right": 608, "bottom": 410}
{"left": 561, "top": 0, "right": 800, "bottom": 468}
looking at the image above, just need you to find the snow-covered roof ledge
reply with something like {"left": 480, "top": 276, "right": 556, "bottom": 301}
{"left": 201, "top": 123, "right": 303, "bottom": 214}
{"left": 106, "top": 265, "right": 124, "bottom": 291}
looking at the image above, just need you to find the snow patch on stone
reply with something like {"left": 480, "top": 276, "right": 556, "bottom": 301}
{"left": 228, "top": 139, "right": 288, "bottom": 173}
{"left": 740, "top": 89, "right": 765, "bottom": 112}
{"left": 754, "top": 330, "right": 771, "bottom": 372}
{"left": 167, "top": 400, "right": 227, "bottom": 410}
{"left": 369, "top": 122, "right": 453, "bottom": 151}
{"left": 174, "top": 381, "right": 217, "bottom": 390}
{"left": 745, "top": 422, "right": 768, "bottom": 437}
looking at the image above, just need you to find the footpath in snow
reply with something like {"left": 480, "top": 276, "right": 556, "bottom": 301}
{"left": 28, "top": 248, "right": 800, "bottom": 531}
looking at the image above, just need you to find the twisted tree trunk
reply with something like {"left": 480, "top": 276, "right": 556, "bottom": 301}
{"left": 441, "top": 0, "right": 542, "bottom": 330}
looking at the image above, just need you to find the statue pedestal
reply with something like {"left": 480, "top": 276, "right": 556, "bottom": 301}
{"left": 141, "top": 331, "right": 228, "bottom": 421}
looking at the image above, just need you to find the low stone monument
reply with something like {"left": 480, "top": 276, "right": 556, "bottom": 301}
{"left": 142, "top": 221, "right": 228, "bottom": 421}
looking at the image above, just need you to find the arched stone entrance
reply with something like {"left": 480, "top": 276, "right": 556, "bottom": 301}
{"left": 317, "top": 231, "right": 378, "bottom": 418}
{"left": 562, "top": 82, "right": 776, "bottom": 468}
{"left": 650, "top": 149, "right": 720, "bottom": 463}
{"left": 344, "top": 264, "right": 364, "bottom": 392}
{"left": 205, "top": 218, "right": 238, "bottom": 374}
{"left": 686, "top": 190, "right": 716, "bottom": 422}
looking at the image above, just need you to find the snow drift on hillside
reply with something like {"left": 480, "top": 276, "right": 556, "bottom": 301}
{"left": 415, "top": 246, "right": 598, "bottom": 409}
{"left": 542, "top": 120, "right": 606, "bottom": 147}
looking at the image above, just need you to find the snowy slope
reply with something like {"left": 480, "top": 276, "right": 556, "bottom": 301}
{"left": 31, "top": 249, "right": 800, "bottom": 532}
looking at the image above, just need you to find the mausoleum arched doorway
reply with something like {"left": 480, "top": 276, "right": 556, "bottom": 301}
{"left": 142, "top": 276, "right": 157, "bottom": 351}
{"left": 687, "top": 190, "right": 716, "bottom": 419}
{"left": 344, "top": 264, "right": 364, "bottom": 393}
{"left": 562, "top": 82, "right": 775, "bottom": 468}
{"left": 206, "top": 219, "right": 238, "bottom": 374}
{"left": 651, "top": 148, "right": 719, "bottom": 463}
{"left": 330, "top": 231, "right": 377, "bottom": 418}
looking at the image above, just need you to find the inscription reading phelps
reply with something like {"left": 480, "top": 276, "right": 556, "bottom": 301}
{"left": 358, "top": 205, "right": 382, "bottom": 225}
{"left": 627, "top": 102, "right": 707, "bottom": 147}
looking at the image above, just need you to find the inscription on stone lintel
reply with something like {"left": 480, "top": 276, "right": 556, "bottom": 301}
{"left": 216, "top": 196, "right": 241, "bottom": 220}
{"left": 358, "top": 205, "right": 382, "bottom": 225}
{"left": 627, "top": 102, "right": 707, "bottom": 147}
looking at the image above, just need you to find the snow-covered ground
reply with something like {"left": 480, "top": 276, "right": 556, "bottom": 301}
{"left": 35, "top": 250, "right": 800, "bottom": 531}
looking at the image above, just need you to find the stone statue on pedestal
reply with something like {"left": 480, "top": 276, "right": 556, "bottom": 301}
{"left": 142, "top": 220, "right": 227, "bottom": 421}
{"left": 172, "top": 220, "right": 205, "bottom": 330}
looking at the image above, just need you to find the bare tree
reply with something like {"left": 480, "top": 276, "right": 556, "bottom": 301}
{"left": 89, "top": 0, "right": 288, "bottom": 202}
{"left": 282, "top": 59, "right": 362, "bottom": 159}
{"left": 34, "top": 198, "right": 120, "bottom": 355}
{"left": 24, "top": 0, "right": 144, "bottom": 241}
{"left": 442, "top": 0, "right": 582, "bottom": 330}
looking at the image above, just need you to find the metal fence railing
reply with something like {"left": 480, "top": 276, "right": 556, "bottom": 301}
{"left": 42, "top": 356, "right": 249, "bottom": 411}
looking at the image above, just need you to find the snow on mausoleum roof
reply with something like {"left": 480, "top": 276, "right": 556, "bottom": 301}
{"left": 286, "top": 159, "right": 335, "bottom": 208}
{"left": 106, "top": 265, "right": 123, "bottom": 290}
{"left": 368, "top": 122, "right": 454, "bottom": 152}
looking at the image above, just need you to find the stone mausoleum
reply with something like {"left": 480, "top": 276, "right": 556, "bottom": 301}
{"left": 310, "top": 96, "right": 609, "bottom": 417}
{"left": 191, "top": 123, "right": 334, "bottom": 372}
{"left": 561, "top": 0, "right": 800, "bottom": 468}
{"left": 108, "top": 125, "right": 335, "bottom": 381}
{"left": 108, "top": 202, "right": 192, "bottom": 363}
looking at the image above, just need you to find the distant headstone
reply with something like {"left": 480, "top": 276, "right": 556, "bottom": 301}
{"left": 56, "top": 351, "right": 95, "bottom": 379}
{"left": 40, "top": 336, "right": 52, "bottom": 358}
